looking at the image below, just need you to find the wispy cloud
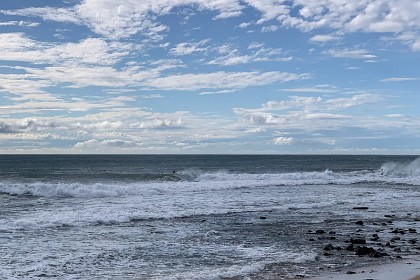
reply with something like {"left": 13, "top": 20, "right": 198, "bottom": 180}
{"left": 325, "top": 48, "right": 377, "bottom": 59}
{"left": 381, "top": 77, "right": 420, "bottom": 82}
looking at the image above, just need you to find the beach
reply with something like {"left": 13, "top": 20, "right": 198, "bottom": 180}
{"left": 310, "top": 257, "right": 420, "bottom": 280}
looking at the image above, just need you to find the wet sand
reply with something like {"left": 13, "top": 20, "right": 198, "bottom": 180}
{"left": 308, "top": 257, "right": 420, "bottom": 280}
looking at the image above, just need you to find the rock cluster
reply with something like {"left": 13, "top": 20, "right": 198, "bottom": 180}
{"left": 308, "top": 211, "right": 419, "bottom": 263}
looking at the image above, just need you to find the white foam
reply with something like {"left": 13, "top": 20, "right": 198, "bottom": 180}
{"left": 1, "top": 164, "right": 420, "bottom": 200}
{"left": 382, "top": 157, "right": 420, "bottom": 177}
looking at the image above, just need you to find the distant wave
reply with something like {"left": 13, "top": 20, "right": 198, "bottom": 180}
{"left": 1, "top": 165, "right": 419, "bottom": 199}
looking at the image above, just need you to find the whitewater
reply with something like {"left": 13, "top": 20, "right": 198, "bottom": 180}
{"left": 0, "top": 155, "right": 419, "bottom": 279}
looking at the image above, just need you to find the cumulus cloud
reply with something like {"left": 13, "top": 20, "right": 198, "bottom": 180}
{"left": 274, "top": 136, "right": 294, "bottom": 145}
{"left": 0, "top": 119, "right": 59, "bottom": 133}
{"left": 234, "top": 93, "right": 380, "bottom": 131}
{"left": 0, "top": 34, "right": 131, "bottom": 66}
{"left": 261, "top": 25, "right": 280, "bottom": 32}
{"left": 138, "top": 118, "right": 184, "bottom": 129}
{"left": 74, "top": 139, "right": 138, "bottom": 149}
{"left": 2, "top": 0, "right": 243, "bottom": 39}
{"left": 310, "top": 34, "right": 340, "bottom": 43}
{"left": 3, "top": 0, "right": 419, "bottom": 50}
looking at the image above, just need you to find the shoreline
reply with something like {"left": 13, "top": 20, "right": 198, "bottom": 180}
{"left": 306, "top": 256, "right": 420, "bottom": 280}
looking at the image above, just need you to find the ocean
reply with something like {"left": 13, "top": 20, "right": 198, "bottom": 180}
{"left": 0, "top": 155, "right": 419, "bottom": 279}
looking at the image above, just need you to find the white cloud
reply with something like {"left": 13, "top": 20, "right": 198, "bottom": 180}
{"left": 274, "top": 137, "right": 294, "bottom": 145}
{"left": 199, "top": 89, "right": 238, "bottom": 95}
{"left": 244, "top": 0, "right": 289, "bottom": 22}
{"left": 3, "top": 0, "right": 419, "bottom": 50}
{"left": 248, "top": 42, "right": 264, "bottom": 49}
{"left": 261, "top": 25, "right": 279, "bottom": 32}
{"left": 325, "top": 94, "right": 381, "bottom": 109}
{"left": 170, "top": 39, "right": 210, "bottom": 56}
{"left": 0, "top": 33, "right": 131, "bottom": 66}
{"left": 325, "top": 48, "right": 377, "bottom": 59}
{"left": 145, "top": 71, "right": 309, "bottom": 91}
{"left": 208, "top": 45, "right": 292, "bottom": 65}
{"left": 2, "top": 0, "right": 243, "bottom": 40}
{"left": 138, "top": 118, "right": 184, "bottom": 129}
{"left": 0, "top": 21, "right": 40, "bottom": 27}
{"left": 381, "top": 77, "right": 419, "bottom": 82}
{"left": 74, "top": 139, "right": 139, "bottom": 149}
{"left": 2, "top": 7, "right": 81, "bottom": 24}
{"left": 310, "top": 34, "right": 340, "bottom": 43}
{"left": 0, "top": 118, "right": 59, "bottom": 134}
{"left": 280, "top": 84, "right": 339, "bottom": 93}
{"left": 234, "top": 93, "right": 382, "bottom": 131}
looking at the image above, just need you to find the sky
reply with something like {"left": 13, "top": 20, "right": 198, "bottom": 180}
{"left": 0, "top": 0, "right": 419, "bottom": 154}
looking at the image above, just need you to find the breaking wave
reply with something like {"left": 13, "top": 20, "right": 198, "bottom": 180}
{"left": 381, "top": 157, "right": 420, "bottom": 177}
{"left": 0, "top": 165, "right": 419, "bottom": 199}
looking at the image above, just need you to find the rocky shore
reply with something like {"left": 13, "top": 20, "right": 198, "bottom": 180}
{"left": 302, "top": 207, "right": 419, "bottom": 278}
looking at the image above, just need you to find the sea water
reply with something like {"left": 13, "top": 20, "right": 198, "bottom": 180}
{"left": 0, "top": 155, "right": 419, "bottom": 279}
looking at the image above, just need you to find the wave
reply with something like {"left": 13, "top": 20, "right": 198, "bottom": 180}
{"left": 381, "top": 157, "right": 420, "bottom": 177}
{"left": 0, "top": 165, "right": 419, "bottom": 199}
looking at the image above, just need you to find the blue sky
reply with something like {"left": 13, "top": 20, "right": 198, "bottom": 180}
{"left": 0, "top": 0, "right": 419, "bottom": 154}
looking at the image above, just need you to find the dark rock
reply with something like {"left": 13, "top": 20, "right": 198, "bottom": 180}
{"left": 324, "top": 244, "right": 334, "bottom": 251}
{"left": 350, "top": 238, "right": 366, "bottom": 244}
{"left": 355, "top": 246, "right": 375, "bottom": 256}
{"left": 353, "top": 207, "right": 369, "bottom": 210}
{"left": 355, "top": 220, "right": 364, "bottom": 225}
{"left": 346, "top": 244, "right": 354, "bottom": 251}
{"left": 316, "top": 230, "right": 326, "bottom": 234}
{"left": 259, "top": 216, "right": 267, "bottom": 219}
{"left": 355, "top": 246, "right": 385, "bottom": 258}
{"left": 346, "top": 271, "right": 357, "bottom": 274}
{"left": 371, "top": 234, "right": 380, "bottom": 241}
{"left": 391, "top": 228, "right": 406, "bottom": 234}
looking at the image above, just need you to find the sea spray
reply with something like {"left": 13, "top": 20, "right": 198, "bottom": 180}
{"left": 381, "top": 157, "right": 420, "bottom": 176}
